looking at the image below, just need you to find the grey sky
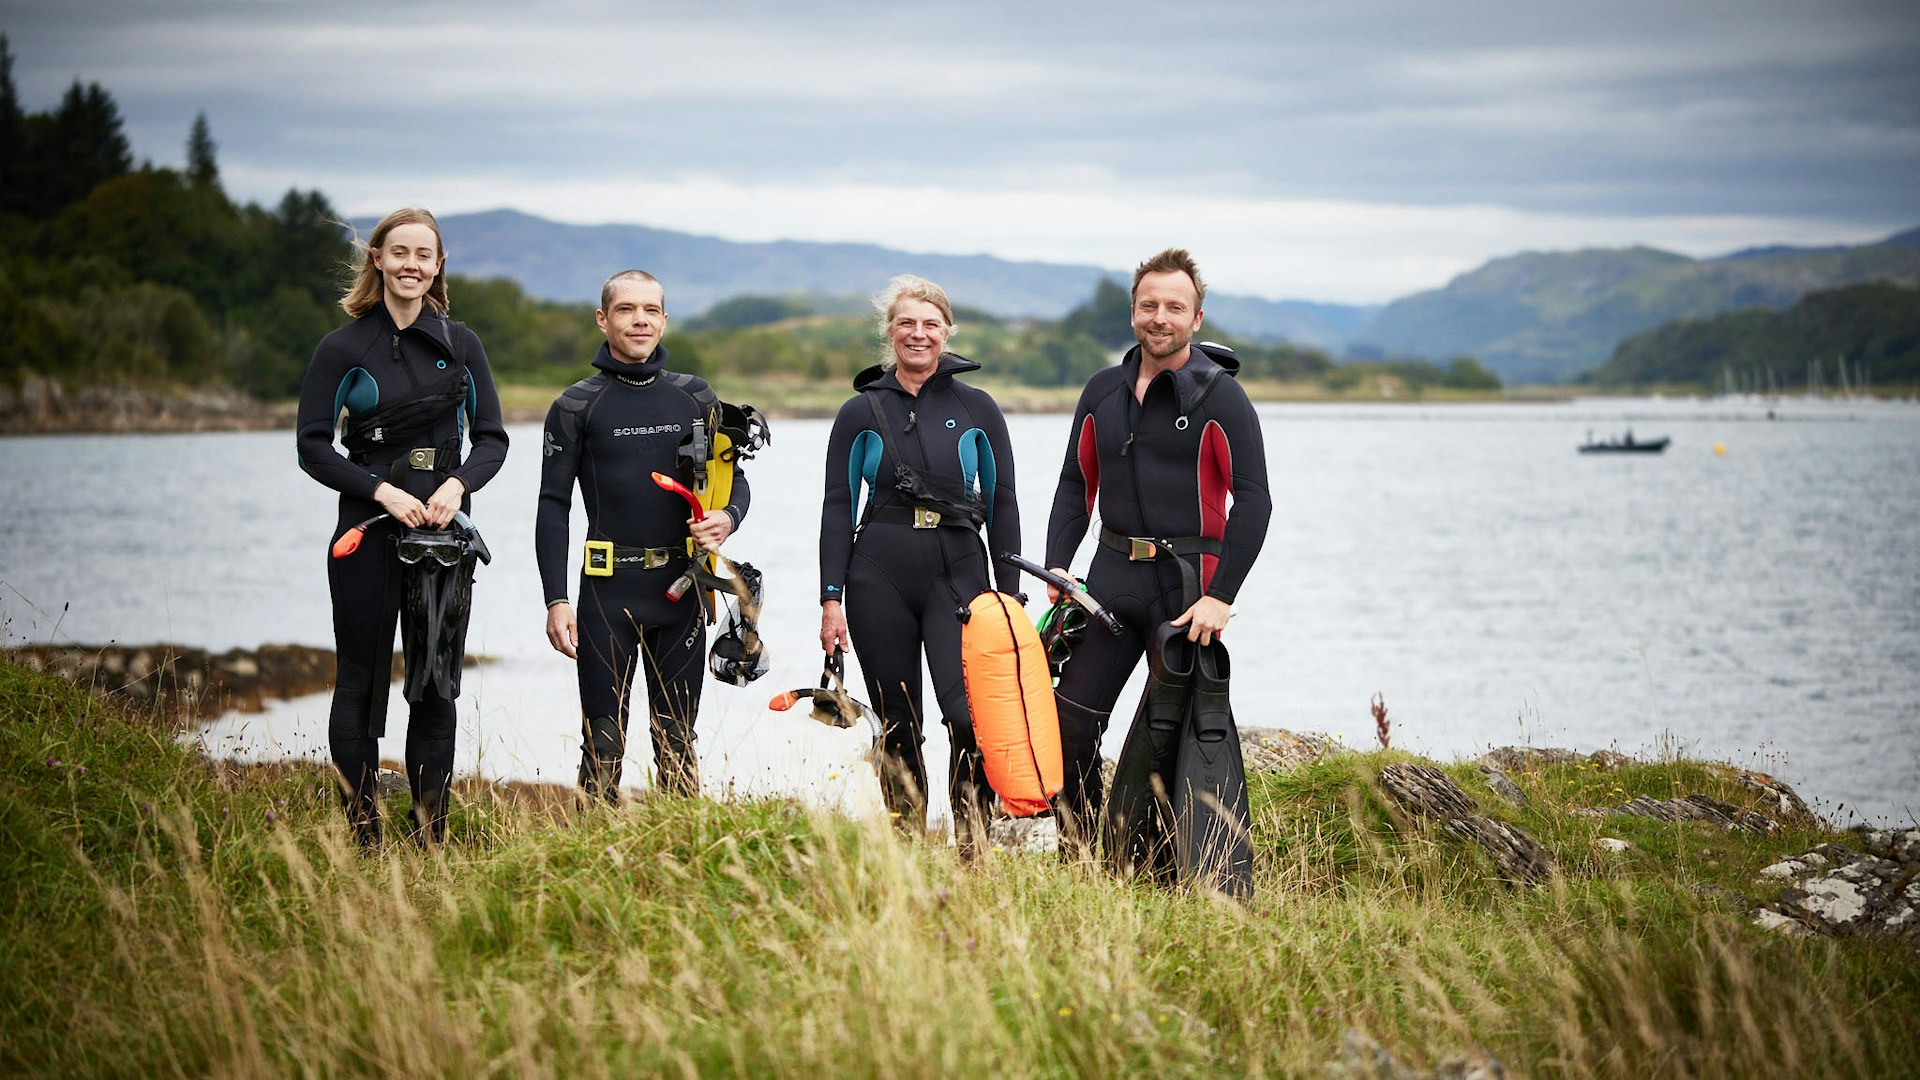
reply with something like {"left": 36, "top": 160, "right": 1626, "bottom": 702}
{"left": 7, "top": 0, "right": 1918, "bottom": 302}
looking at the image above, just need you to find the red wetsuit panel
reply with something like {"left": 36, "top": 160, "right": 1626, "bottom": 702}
{"left": 1196, "top": 418, "right": 1232, "bottom": 594}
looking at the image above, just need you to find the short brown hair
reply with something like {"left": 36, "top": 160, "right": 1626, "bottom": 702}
{"left": 1130, "top": 248, "right": 1205, "bottom": 308}
{"left": 601, "top": 269, "right": 664, "bottom": 311}
{"left": 340, "top": 208, "right": 449, "bottom": 318}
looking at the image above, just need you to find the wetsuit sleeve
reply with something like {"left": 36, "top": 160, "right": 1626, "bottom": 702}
{"left": 1205, "top": 381, "right": 1272, "bottom": 605}
{"left": 818, "top": 399, "right": 863, "bottom": 604}
{"left": 294, "top": 333, "right": 384, "bottom": 500}
{"left": 979, "top": 395, "right": 1023, "bottom": 597}
{"left": 722, "top": 459, "right": 751, "bottom": 533}
{"left": 535, "top": 394, "right": 583, "bottom": 606}
{"left": 1043, "top": 383, "right": 1100, "bottom": 572}
{"left": 451, "top": 325, "right": 510, "bottom": 495}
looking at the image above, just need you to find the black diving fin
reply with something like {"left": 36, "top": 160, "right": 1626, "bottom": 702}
{"left": 1171, "top": 637, "right": 1253, "bottom": 898}
{"left": 1102, "top": 621, "right": 1191, "bottom": 883}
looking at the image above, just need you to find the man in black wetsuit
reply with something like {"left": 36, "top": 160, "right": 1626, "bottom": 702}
{"left": 536, "top": 270, "right": 745, "bottom": 801}
{"left": 1043, "top": 248, "right": 1272, "bottom": 856}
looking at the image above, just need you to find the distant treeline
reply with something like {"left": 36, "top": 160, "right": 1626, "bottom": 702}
{"left": 1584, "top": 282, "right": 1920, "bottom": 392}
{"left": 0, "top": 38, "right": 1499, "bottom": 401}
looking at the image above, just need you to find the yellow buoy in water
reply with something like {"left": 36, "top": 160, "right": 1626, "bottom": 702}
{"left": 1713, "top": 442, "right": 1727, "bottom": 456}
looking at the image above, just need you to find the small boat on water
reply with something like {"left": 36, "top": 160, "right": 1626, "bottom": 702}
{"left": 1579, "top": 429, "right": 1669, "bottom": 454}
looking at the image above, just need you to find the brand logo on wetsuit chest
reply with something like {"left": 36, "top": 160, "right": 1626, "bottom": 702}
{"left": 612, "top": 424, "right": 683, "bottom": 437}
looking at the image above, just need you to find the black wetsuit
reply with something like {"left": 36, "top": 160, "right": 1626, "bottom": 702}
{"left": 296, "top": 303, "right": 509, "bottom": 844}
{"left": 1043, "top": 343, "right": 1271, "bottom": 847}
{"left": 819, "top": 354, "right": 1021, "bottom": 850}
{"left": 536, "top": 343, "right": 748, "bottom": 800}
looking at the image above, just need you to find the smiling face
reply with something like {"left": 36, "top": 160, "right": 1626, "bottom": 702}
{"left": 1131, "top": 269, "right": 1205, "bottom": 363}
{"left": 887, "top": 297, "right": 951, "bottom": 376}
{"left": 372, "top": 222, "right": 444, "bottom": 309}
{"left": 597, "top": 277, "right": 669, "bottom": 364}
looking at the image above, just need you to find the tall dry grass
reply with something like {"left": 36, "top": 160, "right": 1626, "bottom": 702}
{"left": 4, "top": 659, "right": 1915, "bottom": 1077}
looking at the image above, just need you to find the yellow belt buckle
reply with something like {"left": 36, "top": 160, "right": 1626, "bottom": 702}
{"left": 407, "top": 447, "right": 436, "bottom": 470}
{"left": 584, "top": 539, "right": 614, "bottom": 577}
{"left": 1128, "top": 537, "right": 1158, "bottom": 561}
{"left": 912, "top": 506, "right": 941, "bottom": 529}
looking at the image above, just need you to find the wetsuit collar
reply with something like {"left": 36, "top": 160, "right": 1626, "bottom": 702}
{"left": 1120, "top": 343, "right": 1238, "bottom": 414}
{"left": 592, "top": 341, "right": 669, "bottom": 384}
{"left": 851, "top": 351, "right": 980, "bottom": 395}
{"left": 376, "top": 301, "right": 458, "bottom": 358}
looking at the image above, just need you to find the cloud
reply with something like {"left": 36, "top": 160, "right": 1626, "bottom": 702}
{"left": 7, "top": 0, "right": 1918, "bottom": 302}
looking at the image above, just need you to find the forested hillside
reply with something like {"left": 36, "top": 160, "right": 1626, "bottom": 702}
{"left": 1585, "top": 282, "right": 1920, "bottom": 392}
{"left": 1353, "top": 234, "right": 1920, "bottom": 384}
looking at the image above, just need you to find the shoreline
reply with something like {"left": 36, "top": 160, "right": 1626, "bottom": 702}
{"left": 1, "top": 376, "right": 1569, "bottom": 436}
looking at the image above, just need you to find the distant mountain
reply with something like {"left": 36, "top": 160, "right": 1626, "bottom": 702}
{"left": 391, "top": 209, "right": 1372, "bottom": 345}
{"left": 1350, "top": 228, "right": 1920, "bottom": 383}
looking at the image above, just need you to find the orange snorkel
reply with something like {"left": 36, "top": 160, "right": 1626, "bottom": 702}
{"left": 330, "top": 514, "right": 390, "bottom": 558}
{"left": 651, "top": 472, "right": 705, "bottom": 521}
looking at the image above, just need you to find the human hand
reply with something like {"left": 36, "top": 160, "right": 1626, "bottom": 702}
{"left": 1045, "top": 566, "right": 1078, "bottom": 605}
{"left": 689, "top": 511, "right": 734, "bottom": 553}
{"left": 423, "top": 476, "right": 466, "bottom": 528}
{"left": 819, "top": 600, "right": 850, "bottom": 653}
{"left": 372, "top": 482, "right": 429, "bottom": 528}
{"left": 546, "top": 601, "right": 579, "bottom": 659}
{"left": 1170, "top": 595, "right": 1233, "bottom": 645}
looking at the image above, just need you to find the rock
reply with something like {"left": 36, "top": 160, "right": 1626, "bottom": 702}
{"left": 1475, "top": 764, "right": 1528, "bottom": 806}
{"left": 1596, "top": 837, "right": 1631, "bottom": 853}
{"left": 1331, "top": 1029, "right": 1509, "bottom": 1079}
{"left": 1241, "top": 726, "right": 1338, "bottom": 773}
{"left": 1753, "top": 840, "right": 1920, "bottom": 947}
{"left": 1376, "top": 763, "right": 1555, "bottom": 885}
{"left": 1736, "top": 770, "right": 1819, "bottom": 825}
{"left": 1752, "top": 908, "right": 1814, "bottom": 938}
{"left": 4, "top": 642, "right": 485, "bottom": 719}
{"left": 1478, "top": 746, "right": 1629, "bottom": 773}
{"left": 1379, "top": 763, "right": 1479, "bottom": 819}
{"left": 1600, "top": 793, "right": 1780, "bottom": 836}
{"left": 1850, "top": 826, "right": 1920, "bottom": 863}
{"left": 988, "top": 813, "right": 1059, "bottom": 855}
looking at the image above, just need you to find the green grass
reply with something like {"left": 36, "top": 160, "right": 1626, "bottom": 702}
{"left": 3, "top": 658, "right": 1915, "bottom": 1077}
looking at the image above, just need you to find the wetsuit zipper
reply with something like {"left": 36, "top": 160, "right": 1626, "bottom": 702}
{"left": 392, "top": 333, "right": 421, "bottom": 390}
{"left": 1124, "top": 371, "right": 1177, "bottom": 615}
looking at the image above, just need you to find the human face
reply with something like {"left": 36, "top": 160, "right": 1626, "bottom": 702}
{"left": 888, "top": 297, "right": 951, "bottom": 375}
{"left": 372, "top": 223, "right": 443, "bottom": 309}
{"left": 1131, "top": 270, "right": 1204, "bottom": 363}
{"left": 597, "top": 278, "right": 669, "bottom": 364}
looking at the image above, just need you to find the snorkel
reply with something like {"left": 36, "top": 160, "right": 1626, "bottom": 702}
{"left": 330, "top": 514, "right": 390, "bottom": 558}
{"left": 652, "top": 471, "right": 707, "bottom": 601}
{"left": 996, "top": 552, "right": 1122, "bottom": 635}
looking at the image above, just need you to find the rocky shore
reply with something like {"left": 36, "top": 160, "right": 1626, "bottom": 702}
{"left": 0, "top": 377, "right": 298, "bottom": 435}
{"left": 8, "top": 642, "right": 352, "bottom": 717}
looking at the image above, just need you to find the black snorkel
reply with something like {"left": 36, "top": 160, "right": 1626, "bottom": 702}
{"left": 996, "top": 552, "right": 1122, "bottom": 636}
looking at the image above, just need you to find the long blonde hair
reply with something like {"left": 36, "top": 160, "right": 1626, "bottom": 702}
{"left": 340, "top": 208, "right": 450, "bottom": 318}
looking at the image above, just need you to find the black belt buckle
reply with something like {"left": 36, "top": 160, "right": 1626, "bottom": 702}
{"left": 1128, "top": 536, "right": 1158, "bottom": 561}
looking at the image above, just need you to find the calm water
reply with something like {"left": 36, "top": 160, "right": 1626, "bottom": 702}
{"left": 3, "top": 397, "right": 1916, "bottom": 826}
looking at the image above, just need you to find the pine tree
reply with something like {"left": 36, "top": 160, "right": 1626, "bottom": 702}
{"left": 0, "top": 35, "right": 27, "bottom": 217}
{"left": 186, "top": 111, "right": 220, "bottom": 190}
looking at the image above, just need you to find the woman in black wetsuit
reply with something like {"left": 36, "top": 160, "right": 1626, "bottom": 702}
{"left": 818, "top": 276, "right": 1021, "bottom": 857}
{"left": 295, "top": 208, "right": 509, "bottom": 845}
